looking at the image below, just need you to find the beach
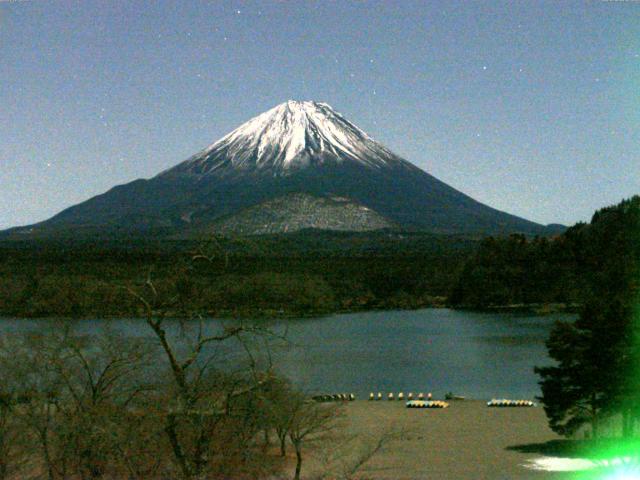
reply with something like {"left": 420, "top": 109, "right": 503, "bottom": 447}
{"left": 302, "top": 399, "right": 575, "bottom": 479}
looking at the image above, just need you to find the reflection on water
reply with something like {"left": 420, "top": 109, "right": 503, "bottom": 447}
{"left": 0, "top": 309, "right": 573, "bottom": 399}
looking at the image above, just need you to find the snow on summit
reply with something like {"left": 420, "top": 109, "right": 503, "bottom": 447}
{"left": 16, "top": 101, "right": 551, "bottom": 237}
{"left": 165, "top": 100, "right": 411, "bottom": 177}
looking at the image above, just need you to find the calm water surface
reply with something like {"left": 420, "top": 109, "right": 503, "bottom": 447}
{"left": 0, "top": 309, "right": 573, "bottom": 400}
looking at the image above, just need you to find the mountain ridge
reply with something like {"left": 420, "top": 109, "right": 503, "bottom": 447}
{"left": 2, "top": 100, "right": 561, "bottom": 238}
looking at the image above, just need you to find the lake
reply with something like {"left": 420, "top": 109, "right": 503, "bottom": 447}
{"left": 0, "top": 309, "right": 572, "bottom": 400}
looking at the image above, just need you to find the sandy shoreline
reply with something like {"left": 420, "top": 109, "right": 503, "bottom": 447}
{"left": 301, "top": 400, "right": 577, "bottom": 479}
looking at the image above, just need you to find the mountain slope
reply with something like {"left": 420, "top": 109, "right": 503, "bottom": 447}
{"left": 4, "top": 100, "right": 557, "bottom": 238}
{"left": 209, "top": 193, "right": 394, "bottom": 235}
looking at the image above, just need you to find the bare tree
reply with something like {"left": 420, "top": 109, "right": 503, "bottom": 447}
{"left": 0, "top": 330, "right": 67, "bottom": 480}
{"left": 0, "top": 381, "right": 26, "bottom": 479}
{"left": 0, "top": 325, "right": 155, "bottom": 480}
{"left": 286, "top": 394, "right": 342, "bottom": 480}
{"left": 128, "top": 275, "right": 282, "bottom": 479}
{"left": 0, "top": 278, "right": 342, "bottom": 480}
{"left": 53, "top": 329, "right": 154, "bottom": 479}
{"left": 258, "top": 377, "right": 296, "bottom": 457}
{"left": 314, "top": 429, "right": 403, "bottom": 480}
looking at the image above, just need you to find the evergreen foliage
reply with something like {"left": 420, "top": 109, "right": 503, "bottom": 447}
{"left": 534, "top": 196, "right": 640, "bottom": 438}
{"left": 0, "top": 231, "right": 472, "bottom": 318}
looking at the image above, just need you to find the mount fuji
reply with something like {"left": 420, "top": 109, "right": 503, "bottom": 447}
{"left": 6, "top": 101, "right": 558, "bottom": 238}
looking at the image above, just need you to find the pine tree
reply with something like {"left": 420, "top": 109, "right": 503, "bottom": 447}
{"left": 536, "top": 196, "right": 640, "bottom": 438}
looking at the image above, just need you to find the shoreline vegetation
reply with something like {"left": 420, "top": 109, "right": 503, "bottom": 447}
{"left": 0, "top": 203, "right": 627, "bottom": 320}
{"left": 0, "top": 196, "right": 635, "bottom": 320}
{"left": 0, "top": 231, "right": 470, "bottom": 320}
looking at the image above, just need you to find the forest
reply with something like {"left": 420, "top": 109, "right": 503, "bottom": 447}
{"left": 0, "top": 231, "right": 473, "bottom": 318}
{"left": 0, "top": 196, "right": 637, "bottom": 319}
{"left": 451, "top": 196, "right": 639, "bottom": 309}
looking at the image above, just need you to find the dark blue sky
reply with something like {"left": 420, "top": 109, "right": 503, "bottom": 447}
{"left": 2, "top": 0, "right": 638, "bottom": 229}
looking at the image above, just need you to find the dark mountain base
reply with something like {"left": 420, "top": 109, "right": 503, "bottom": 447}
{"left": 3, "top": 164, "right": 561, "bottom": 239}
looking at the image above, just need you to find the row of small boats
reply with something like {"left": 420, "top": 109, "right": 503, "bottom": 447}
{"left": 312, "top": 394, "right": 356, "bottom": 402}
{"left": 487, "top": 399, "right": 536, "bottom": 407}
{"left": 406, "top": 400, "right": 449, "bottom": 409}
{"left": 369, "top": 392, "right": 432, "bottom": 401}
{"left": 407, "top": 399, "right": 536, "bottom": 409}
{"left": 311, "top": 394, "right": 536, "bottom": 407}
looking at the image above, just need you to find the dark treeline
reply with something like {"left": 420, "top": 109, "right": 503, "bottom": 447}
{"left": 2, "top": 196, "right": 637, "bottom": 319}
{"left": 449, "top": 198, "right": 640, "bottom": 308}
{"left": 0, "top": 231, "right": 474, "bottom": 318}
{"left": 534, "top": 196, "right": 640, "bottom": 440}
{"left": 448, "top": 233, "right": 585, "bottom": 308}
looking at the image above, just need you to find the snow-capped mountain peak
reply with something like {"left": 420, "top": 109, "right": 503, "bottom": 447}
{"left": 165, "top": 100, "right": 408, "bottom": 177}
{"left": 7, "top": 101, "right": 552, "bottom": 238}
